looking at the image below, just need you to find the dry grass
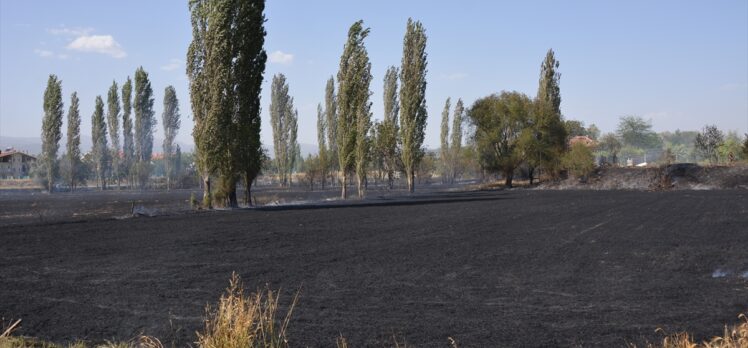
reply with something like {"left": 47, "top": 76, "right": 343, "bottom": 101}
{"left": 633, "top": 314, "right": 748, "bottom": 348}
{"left": 195, "top": 272, "right": 299, "bottom": 348}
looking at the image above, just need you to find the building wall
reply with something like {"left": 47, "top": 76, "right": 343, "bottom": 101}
{"left": 0, "top": 153, "right": 35, "bottom": 179}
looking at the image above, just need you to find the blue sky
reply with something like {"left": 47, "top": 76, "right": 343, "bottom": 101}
{"left": 1, "top": 0, "right": 746, "bottom": 152}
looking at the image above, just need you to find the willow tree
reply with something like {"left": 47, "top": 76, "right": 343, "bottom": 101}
{"left": 107, "top": 81, "right": 121, "bottom": 188}
{"left": 41, "top": 74, "right": 63, "bottom": 192}
{"left": 121, "top": 77, "right": 135, "bottom": 187}
{"left": 134, "top": 67, "right": 156, "bottom": 189}
{"left": 65, "top": 92, "right": 82, "bottom": 191}
{"left": 162, "top": 86, "right": 181, "bottom": 190}
{"left": 270, "top": 74, "right": 298, "bottom": 187}
{"left": 336, "top": 20, "right": 372, "bottom": 199}
{"left": 399, "top": 19, "right": 428, "bottom": 193}
{"left": 91, "top": 96, "right": 110, "bottom": 190}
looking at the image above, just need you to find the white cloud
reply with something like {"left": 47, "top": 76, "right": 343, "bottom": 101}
{"left": 161, "top": 59, "right": 182, "bottom": 71}
{"left": 47, "top": 26, "right": 94, "bottom": 37}
{"left": 269, "top": 50, "right": 294, "bottom": 64}
{"left": 67, "top": 35, "right": 126, "bottom": 58}
{"left": 34, "top": 49, "right": 69, "bottom": 60}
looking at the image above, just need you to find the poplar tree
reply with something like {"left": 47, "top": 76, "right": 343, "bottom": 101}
{"left": 121, "top": 77, "right": 135, "bottom": 187}
{"left": 188, "top": 0, "right": 267, "bottom": 208}
{"left": 233, "top": 0, "right": 267, "bottom": 206}
{"left": 440, "top": 97, "right": 451, "bottom": 183}
{"left": 399, "top": 18, "right": 428, "bottom": 193}
{"left": 381, "top": 66, "right": 399, "bottom": 188}
{"left": 91, "top": 96, "right": 109, "bottom": 190}
{"left": 134, "top": 66, "right": 156, "bottom": 189}
{"left": 336, "top": 20, "right": 372, "bottom": 199}
{"left": 107, "top": 81, "right": 121, "bottom": 189}
{"left": 41, "top": 74, "right": 63, "bottom": 192}
{"left": 535, "top": 48, "right": 567, "bottom": 175}
{"left": 65, "top": 92, "right": 82, "bottom": 191}
{"left": 324, "top": 77, "right": 338, "bottom": 184}
{"left": 316, "top": 103, "right": 327, "bottom": 189}
{"left": 270, "top": 74, "right": 298, "bottom": 187}
{"left": 161, "top": 86, "right": 181, "bottom": 190}
{"left": 450, "top": 98, "right": 464, "bottom": 183}
{"left": 188, "top": 0, "right": 215, "bottom": 207}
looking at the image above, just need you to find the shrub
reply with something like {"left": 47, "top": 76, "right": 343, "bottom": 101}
{"left": 562, "top": 143, "right": 596, "bottom": 181}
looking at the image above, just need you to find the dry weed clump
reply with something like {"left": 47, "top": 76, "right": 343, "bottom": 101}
{"left": 196, "top": 272, "right": 299, "bottom": 348}
{"left": 634, "top": 314, "right": 748, "bottom": 348}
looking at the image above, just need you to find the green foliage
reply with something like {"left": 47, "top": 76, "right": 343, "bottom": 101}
{"left": 440, "top": 98, "right": 451, "bottom": 182}
{"left": 564, "top": 119, "right": 587, "bottom": 138}
{"left": 121, "top": 77, "right": 135, "bottom": 186}
{"left": 598, "top": 133, "right": 622, "bottom": 165}
{"left": 161, "top": 86, "right": 181, "bottom": 190}
{"left": 717, "top": 131, "right": 741, "bottom": 163}
{"left": 91, "top": 96, "right": 110, "bottom": 190}
{"left": 587, "top": 124, "right": 600, "bottom": 140}
{"left": 270, "top": 74, "right": 298, "bottom": 187}
{"left": 743, "top": 134, "right": 748, "bottom": 160}
{"left": 106, "top": 80, "right": 121, "bottom": 187}
{"left": 616, "top": 115, "right": 661, "bottom": 149}
{"left": 65, "top": 92, "right": 84, "bottom": 190}
{"left": 41, "top": 74, "right": 64, "bottom": 192}
{"left": 134, "top": 67, "right": 156, "bottom": 188}
{"left": 450, "top": 98, "right": 464, "bottom": 182}
{"left": 336, "top": 20, "right": 372, "bottom": 199}
{"left": 378, "top": 66, "right": 400, "bottom": 188}
{"left": 695, "top": 125, "right": 724, "bottom": 164}
{"left": 468, "top": 91, "right": 533, "bottom": 187}
{"left": 534, "top": 49, "right": 567, "bottom": 175}
{"left": 562, "top": 142, "right": 595, "bottom": 180}
{"left": 324, "top": 77, "right": 338, "bottom": 174}
{"left": 188, "top": 0, "right": 267, "bottom": 207}
{"left": 316, "top": 104, "right": 328, "bottom": 189}
{"left": 399, "top": 18, "right": 428, "bottom": 193}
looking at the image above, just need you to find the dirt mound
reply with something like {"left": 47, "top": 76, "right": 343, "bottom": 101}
{"left": 545, "top": 164, "right": 748, "bottom": 190}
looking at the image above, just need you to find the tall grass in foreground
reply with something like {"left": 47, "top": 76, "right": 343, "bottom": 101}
{"left": 196, "top": 272, "right": 299, "bottom": 348}
{"left": 633, "top": 314, "right": 748, "bottom": 348}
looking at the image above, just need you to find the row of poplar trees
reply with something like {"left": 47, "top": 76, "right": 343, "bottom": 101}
{"left": 308, "top": 19, "right": 429, "bottom": 199}
{"left": 40, "top": 69, "right": 181, "bottom": 192}
{"left": 187, "top": 0, "right": 267, "bottom": 208}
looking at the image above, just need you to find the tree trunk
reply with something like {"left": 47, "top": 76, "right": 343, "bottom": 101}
{"left": 243, "top": 172, "right": 253, "bottom": 207}
{"left": 407, "top": 169, "right": 415, "bottom": 193}
{"left": 203, "top": 175, "right": 212, "bottom": 209}
{"left": 357, "top": 173, "right": 364, "bottom": 199}
{"left": 341, "top": 172, "right": 347, "bottom": 199}
{"left": 228, "top": 189, "right": 238, "bottom": 208}
{"left": 504, "top": 171, "right": 513, "bottom": 188}
{"left": 528, "top": 166, "right": 535, "bottom": 185}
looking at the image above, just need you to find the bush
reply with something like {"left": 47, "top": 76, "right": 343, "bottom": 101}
{"left": 562, "top": 143, "right": 596, "bottom": 181}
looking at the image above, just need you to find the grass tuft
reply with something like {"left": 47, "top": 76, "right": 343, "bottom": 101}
{"left": 633, "top": 313, "right": 748, "bottom": 348}
{"left": 195, "top": 272, "right": 299, "bottom": 348}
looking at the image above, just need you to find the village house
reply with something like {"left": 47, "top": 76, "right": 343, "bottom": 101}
{"left": 0, "top": 148, "right": 36, "bottom": 179}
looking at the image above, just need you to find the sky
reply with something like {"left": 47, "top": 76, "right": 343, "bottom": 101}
{"left": 1, "top": 0, "right": 747, "bottom": 153}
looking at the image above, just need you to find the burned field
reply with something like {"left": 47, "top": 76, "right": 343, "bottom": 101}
{"left": 1, "top": 189, "right": 747, "bottom": 347}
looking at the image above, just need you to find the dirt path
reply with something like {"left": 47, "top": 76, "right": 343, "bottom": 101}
{"left": 1, "top": 190, "right": 747, "bottom": 347}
